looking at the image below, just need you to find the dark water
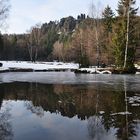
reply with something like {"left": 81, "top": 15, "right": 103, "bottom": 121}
{"left": 0, "top": 72, "right": 140, "bottom": 140}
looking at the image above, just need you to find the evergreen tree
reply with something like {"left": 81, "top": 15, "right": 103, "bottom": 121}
{"left": 113, "top": 0, "right": 138, "bottom": 70}
{"left": 102, "top": 5, "right": 115, "bottom": 65}
{"left": 102, "top": 5, "right": 115, "bottom": 33}
{"left": 117, "top": 0, "right": 138, "bottom": 16}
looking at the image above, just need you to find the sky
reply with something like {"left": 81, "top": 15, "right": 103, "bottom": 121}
{"left": 2, "top": 0, "right": 140, "bottom": 34}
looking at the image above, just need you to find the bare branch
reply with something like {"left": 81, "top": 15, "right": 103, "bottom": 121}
{"left": 0, "top": 0, "right": 10, "bottom": 30}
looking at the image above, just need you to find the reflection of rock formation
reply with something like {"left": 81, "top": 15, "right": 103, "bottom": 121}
{"left": 0, "top": 108, "right": 13, "bottom": 140}
{"left": 0, "top": 83, "right": 100, "bottom": 119}
{"left": 0, "top": 82, "right": 140, "bottom": 118}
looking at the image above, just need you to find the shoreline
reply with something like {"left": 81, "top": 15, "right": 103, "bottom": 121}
{"left": 0, "top": 61, "right": 139, "bottom": 74}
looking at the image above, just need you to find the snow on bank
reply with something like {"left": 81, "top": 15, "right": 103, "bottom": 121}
{"left": 111, "top": 112, "right": 132, "bottom": 116}
{"left": 77, "top": 68, "right": 112, "bottom": 74}
{"left": 0, "top": 67, "right": 9, "bottom": 71}
{"left": 128, "top": 96, "right": 140, "bottom": 106}
{"left": 78, "top": 68, "right": 96, "bottom": 73}
{"left": 136, "top": 72, "right": 140, "bottom": 75}
{"left": 0, "top": 61, "right": 112, "bottom": 74}
{"left": 135, "top": 64, "right": 140, "bottom": 74}
{"left": 135, "top": 64, "right": 140, "bottom": 69}
{"left": 0, "top": 61, "right": 79, "bottom": 71}
{"left": 1, "top": 61, "right": 139, "bottom": 74}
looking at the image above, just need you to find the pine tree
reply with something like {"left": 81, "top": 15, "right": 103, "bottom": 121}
{"left": 117, "top": 0, "right": 138, "bottom": 16}
{"left": 102, "top": 5, "right": 115, "bottom": 33}
{"left": 113, "top": 0, "right": 138, "bottom": 70}
{"left": 102, "top": 5, "right": 115, "bottom": 64}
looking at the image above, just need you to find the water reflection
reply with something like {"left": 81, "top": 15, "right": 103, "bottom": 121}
{"left": 0, "top": 77, "right": 139, "bottom": 140}
{"left": 0, "top": 103, "right": 13, "bottom": 140}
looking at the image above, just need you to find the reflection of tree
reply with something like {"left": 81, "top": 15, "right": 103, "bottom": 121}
{"left": 0, "top": 93, "right": 3, "bottom": 108}
{"left": 0, "top": 81, "right": 140, "bottom": 140}
{"left": 102, "top": 110, "right": 113, "bottom": 132}
{"left": 87, "top": 75, "right": 108, "bottom": 140}
{"left": 114, "top": 76, "right": 137, "bottom": 140}
{"left": 87, "top": 75, "right": 139, "bottom": 140}
{"left": 88, "top": 116, "right": 107, "bottom": 140}
{"left": 0, "top": 84, "right": 5, "bottom": 109}
{"left": 0, "top": 108, "right": 13, "bottom": 140}
{"left": 0, "top": 84, "right": 13, "bottom": 140}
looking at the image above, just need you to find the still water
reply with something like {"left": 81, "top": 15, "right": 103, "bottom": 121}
{"left": 0, "top": 72, "right": 140, "bottom": 140}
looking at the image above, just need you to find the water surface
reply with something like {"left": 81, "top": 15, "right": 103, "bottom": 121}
{"left": 0, "top": 72, "right": 140, "bottom": 140}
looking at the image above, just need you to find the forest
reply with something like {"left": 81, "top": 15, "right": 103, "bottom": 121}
{"left": 0, "top": 0, "right": 140, "bottom": 70}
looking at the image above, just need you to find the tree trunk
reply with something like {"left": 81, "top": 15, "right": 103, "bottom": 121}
{"left": 95, "top": 20, "right": 100, "bottom": 68}
{"left": 35, "top": 47, "right": 38, "bottom": 62}
{"left": 28, "top": 46, "right": 33, "bottom": 62}
{"left": 124, "top": 0, "right": 130, "bottom": 68}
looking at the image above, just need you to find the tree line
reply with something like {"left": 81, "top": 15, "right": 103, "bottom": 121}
{"left": 0, "top": 0, "right": 140, "bottom": 70}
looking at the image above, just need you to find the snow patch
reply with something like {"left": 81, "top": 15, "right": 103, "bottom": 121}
{"left": 131, "top": 104, "right": 140, "bottom": 107}
{"left": 128, "top": 96, "right": 140, "bottom": 106}
{"left": 111, "top": 111, "right": 132, "bottom": 116}
{"left": 0, "top": 61, "right": 79, "bottom": 71}
{"left": 99, "top": 111, "right": 105, "bottom": 114}
{"left": 136, "top": 72, "right": 140, "bottom": 75}
{"left": 135, "top": 64, "right": 140, "bottom": 69}
{"left": 0, "top": 67, "right": 9, "bottom": 71}
{"left": 78, "top": 67, "right": 112, "bottom": 74}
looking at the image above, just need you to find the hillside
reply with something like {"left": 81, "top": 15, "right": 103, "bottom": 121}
{"left": 0, "top": 13, "right": 140, "bottom": 67}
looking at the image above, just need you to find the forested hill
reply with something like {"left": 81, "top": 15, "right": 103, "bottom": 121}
{"left": 0, "top": 14, "right": 87, "bottom": 61}
{"left": 0, "top": 12, "right": 140, "bottom": 67}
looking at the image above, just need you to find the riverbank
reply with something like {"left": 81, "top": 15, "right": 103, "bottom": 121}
{"left": 0, "top": 61, "right": 140, "bottom": 74}
{"left": 0, "top": 61, "right": 79, "bottom": 72}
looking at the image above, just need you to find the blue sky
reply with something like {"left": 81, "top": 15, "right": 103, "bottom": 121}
{"left": 3, "top": 0, "right": 140, "bottom": 34}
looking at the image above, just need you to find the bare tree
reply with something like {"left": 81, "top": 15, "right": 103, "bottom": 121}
{"left": 25, "top": 32, "right": 33, "bottom": 61}
{"left": 89, "top": 1, "right": 102, "bottom": 67}
{"left": 72, "top": 26, "right": 90, "bottom": 67}
{"left": 32, "top": 24, "right": 42, "bottom": 61}
{"left": 26, "top": 24, "right": 42, "bottom": 62}
{"left": 53, "top": 41, "right": 64, "bottom": 61}
{"left": 0, "top": 0, "right": 10, "bottom": 30}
